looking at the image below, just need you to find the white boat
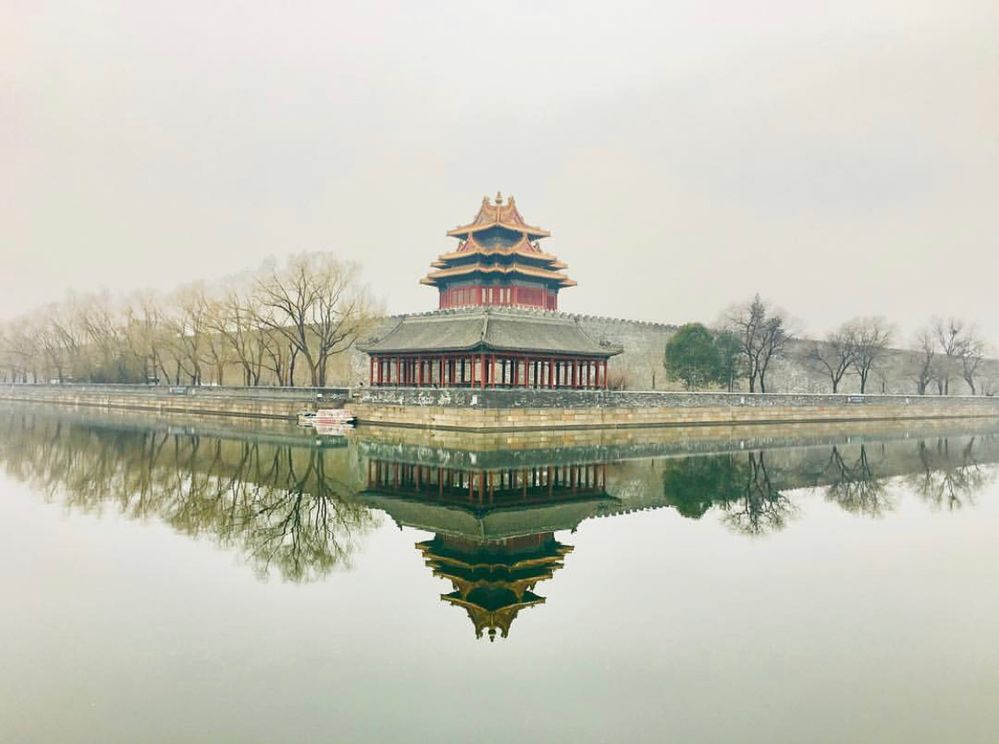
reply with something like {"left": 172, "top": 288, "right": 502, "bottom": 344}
{"left": 313, "top": 408, "right": 357, "bottom": 427}
{"left": 297, "top": 411, "right": 317, "bottom": 427}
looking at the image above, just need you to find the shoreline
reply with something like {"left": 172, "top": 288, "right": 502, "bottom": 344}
{"left": 4, "top": 383, "right": 999, "bottom": 432}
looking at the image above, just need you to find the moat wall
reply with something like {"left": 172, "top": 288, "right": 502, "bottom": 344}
{"left": 352, "top": 387, "right": 999, "bottom": 431}
{"left": 0, "top": 384, "right": 347, "bottom": 420}
{"left": 6, "top": 383, "right": 999, "bottom": 432}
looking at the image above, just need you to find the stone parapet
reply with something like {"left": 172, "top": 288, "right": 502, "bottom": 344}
{"left": 5, "top": 383, "right": 999, "bottom": 431}
{"left": 0, "top": 384, "right": 347, "bottom": 420}
{"left": 353, "top": 387, "right": 999, "bottom": 431}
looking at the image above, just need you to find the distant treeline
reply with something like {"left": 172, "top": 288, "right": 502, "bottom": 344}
{"left": 664, "top": 294, "right": 994, "bottom": 395}
{"left": 0, "top": 253, "right": 381, "bottom": 387}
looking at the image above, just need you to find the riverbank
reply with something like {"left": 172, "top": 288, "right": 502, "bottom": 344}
{"left": 0, "top": 383, "right": 347, "bottom": 420}
{"left": 4, "top": 383, "right": 999, "bottom": 431}
{"left": 352, "top": 387, "right": 999, "bottom": 431}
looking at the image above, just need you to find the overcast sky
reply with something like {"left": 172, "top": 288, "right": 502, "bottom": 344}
{"left": 2, "top": 1, "right": 997, "bottom": 343}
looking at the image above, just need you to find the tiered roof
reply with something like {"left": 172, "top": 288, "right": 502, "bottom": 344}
{"left": 446, "top": 193, "right": 551, "bottom": 240}
{"left": 417, "top": 535, "right": 572, "bottom": 640}
{"left": 421, "top": 193, "right": 576, "bottom": 289}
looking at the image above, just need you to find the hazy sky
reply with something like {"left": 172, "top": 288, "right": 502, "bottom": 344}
{"left": 2, "top": 1, "right": 997, "bottom": 342}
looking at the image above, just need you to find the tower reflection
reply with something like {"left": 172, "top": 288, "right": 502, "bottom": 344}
{"left": 363, "top": 461, "right": 613, "bottom": 639}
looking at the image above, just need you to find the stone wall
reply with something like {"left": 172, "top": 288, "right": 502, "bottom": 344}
{"left": 353, "top": 387, "right": 999, "bottom": 431}
{"left": 0, "top": 383, "right": 348, "bottom": 420}
{"left": 9, "top": 382, "right": 999, "bottom": 432}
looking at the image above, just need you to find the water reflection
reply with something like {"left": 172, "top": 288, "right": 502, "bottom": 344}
{"left": 363, "top": 461, "right": 611, "bottom": 640}
{"left": 908, "top": 438, "right": 991, "bottom": 511}
{"left": 661, "top": 451, "right": 797, "bottom": 534}
{"left": 0, "top": 409, "right": 376, "bottom": 582}
{"left": 0, "top": 406, "right": 997, "bottom": 638}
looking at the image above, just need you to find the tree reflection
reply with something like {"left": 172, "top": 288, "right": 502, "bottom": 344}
{"left": 906, "top": 437, "right": 995, "bottom": 511}
{"left": 822, "top": 445, "right": 894, "bottom": 518}
{"left": 662, "top": 436, "right": 998, "bottom": 528}
{"left": 0, "top": 411, "right": 376, "bottom": 582}
{"left": 662, "top": 451, "right": 797, "bottom": 535}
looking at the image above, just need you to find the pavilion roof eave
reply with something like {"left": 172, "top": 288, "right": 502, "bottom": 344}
{"left": 361, "top": 340, "right": 619, "bottom": 357}
{"left": 437, "top": 247, "right": 568, "bottom": 268}
{"left": 447, "top": 222, "right": 551, "bottom": 239}
{"left": 421, "top": 264, "right": 577, "bottom": 287}
{"left": 358, "top": 310, "right": 624, "bottom": 357}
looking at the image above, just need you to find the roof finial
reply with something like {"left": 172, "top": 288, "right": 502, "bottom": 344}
{"left": 494, "top": 190, "right": 503, "bottom": 206}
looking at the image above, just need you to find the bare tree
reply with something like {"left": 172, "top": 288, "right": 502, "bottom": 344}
{"left": 804, "top": 329, "right": 854, "bottom": 393}
{"left": 163, "top": 284, "right": 213, "bottom": 385}
{"left": 844, "top": 316, "right": 893, "bottom": 394}
{"left": 910, "top": 328, "right": 940, "bottom": 395}
{"left": 122, "top": 291, "right": 170, "bottom": 384}
{"left": 253, "top": 254, "right": 377, "bottom": 387}
{"left": 932, "top": 318, "right": 989, "bottom": 395}
{"left": 36, "top": 306, "right": 70, "bottom": 382}
{"left": 724, "top": 294, "right": 789, "bottom": 393}
{"left": 959, "top": 332, "right": 988, "bottom": 395}
{"left": 78, "top": 292, "right": 129, "bottom": 382}
{"left": 200, "top": 295, "right": 233, "bottom": 385}
{"left": 206, "top": 285, "right": 265, "bottom": 386}
{"left": 47, "top": 297, "right": 88, "bottom": 381}
{"left": 1, "top": 321, "right": 41, "bottom": 382}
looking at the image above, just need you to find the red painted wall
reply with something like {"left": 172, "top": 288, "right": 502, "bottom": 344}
{"left": 438, "top": 285, "right": 558, "bottom": 311}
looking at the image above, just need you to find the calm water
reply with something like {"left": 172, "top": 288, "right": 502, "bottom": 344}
{"left": 2, "top": 406, "right": 999, "bottom": 744}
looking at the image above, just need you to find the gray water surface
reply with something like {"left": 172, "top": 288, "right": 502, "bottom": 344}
{"left": 1, "top": 407, "right": 998, "bottom": 744}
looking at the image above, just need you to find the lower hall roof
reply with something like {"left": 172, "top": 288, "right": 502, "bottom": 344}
{"left": 357, "top": 307, "right": 623, "bottom": 358}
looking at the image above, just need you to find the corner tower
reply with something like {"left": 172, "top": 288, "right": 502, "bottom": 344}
{"left": 422, "top": 193, "right": 576, "bottom": 311}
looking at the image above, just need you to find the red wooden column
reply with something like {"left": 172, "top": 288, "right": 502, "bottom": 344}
{"left": 549, "top": 358, "right": 555, "bottom": 389}
{"left": 480, "top": 353, "right": 486, "bottom": 389}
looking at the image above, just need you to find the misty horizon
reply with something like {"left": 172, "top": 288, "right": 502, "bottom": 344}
{"left": 3, "top": 1, "right": 998, "bottom": 345}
